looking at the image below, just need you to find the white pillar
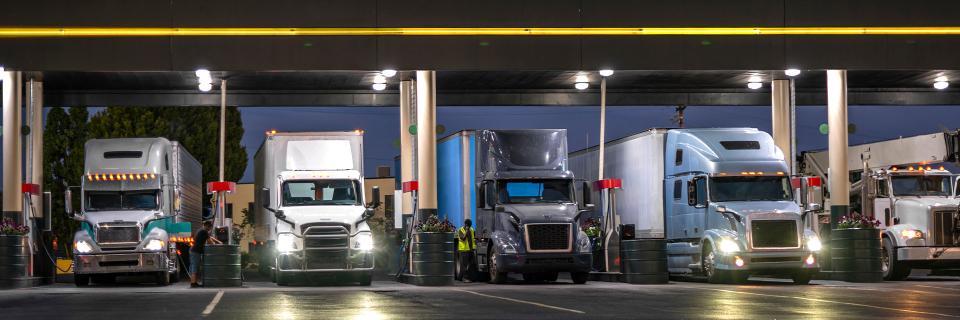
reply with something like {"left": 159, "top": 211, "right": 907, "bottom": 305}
{"left": 771, "top": 79, "right": 796, "bottom": 174}
{"left": 598, "top": 77, "right": 607, "bottom": 180}
{"left": 415, "top": 71, "right": 437, "bottom": 218}
{"left": 28, "top": 79, "right": 43, "bottom": 219}
{"left": 399, "top": 80, "right": 415, "bottom": 216}
{"left": 219, "top": 79, "right": 227, "bottom": 182}
{"left": 827, "top": 70, "right": 849, "bottom": 228}
{"left": 3, "top": 71, "right": 23, "bottom": 221}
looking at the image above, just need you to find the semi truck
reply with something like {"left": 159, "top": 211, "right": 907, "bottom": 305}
{"left": 570, "top": 128, "right": 821, "bottom": 284}
{"left": 800, "top": 130, "right": 960, "bottom": 280}
{"left": 68, "top": 138, "right": 202, "bottom": 286}
{"left": 437, "top": 129, "right": 594, "bottom": 284}
{"left": 254, "top": 131, "right": 379, "bottom": 285}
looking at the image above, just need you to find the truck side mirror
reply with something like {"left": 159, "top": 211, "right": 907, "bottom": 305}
{"left": 363, "top": 207, "right": 375, "bottom": 221}
{"left": 476, "top": 183, "right": 486, "bottom": 209}
{"left": 580, "top": 181, "right": 593, "bottom": 207}
{"left": 65, "top": 188, "right": 74, "bottom": 217}
{"left": 483, "top": 181, "right": 496, "bottom": 209}
{"left": 260, "top": 188, "right": 271, "bottom": 208}
{"left": 687, "top": 181, "right": 697, "bottom": 206}
{"left": 370, "top": 186, "right": 381, "bottom": 209}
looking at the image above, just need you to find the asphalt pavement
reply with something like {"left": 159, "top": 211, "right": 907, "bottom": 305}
{"left": 2, "top": 272, "right": 960, "bottom": 319}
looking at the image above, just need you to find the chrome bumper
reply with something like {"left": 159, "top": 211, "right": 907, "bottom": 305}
{"left": 898, "top": 246, "right": 960, "bottom": 262}
{"left": 74, "top": 252, "right": 167, "bottom": 275}
{"left": 277, "top": 250, "right": 374, "bottom": 273}
{"left": 716, "top": 250, "right": 819, "bottom": 272}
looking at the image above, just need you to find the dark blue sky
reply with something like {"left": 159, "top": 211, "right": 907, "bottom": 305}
{"left": 237, "top": 105, "right": 960, "bottom": 182}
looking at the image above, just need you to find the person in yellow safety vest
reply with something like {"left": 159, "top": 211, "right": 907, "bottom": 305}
{"left": 457, "top": 219, "right": 478, "bottom": 282}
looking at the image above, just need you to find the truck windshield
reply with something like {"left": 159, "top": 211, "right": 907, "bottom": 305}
{"left": 709, "top": 176, "right": 793, "bottom": 202}
{"left": 282, "top": 179, "right": 360, "bottom": 206}
{"left": 85, "top": 190, "right": 159, "bottom": 211}
{"left": 891, "top": 175, "right": 951, "bottom": 196}
{"left": 498, "top": 179, "right": 572, "bottom": 204}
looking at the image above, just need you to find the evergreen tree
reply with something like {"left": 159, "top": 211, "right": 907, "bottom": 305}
{"left": 44, "top": 107, "right": 88, "bottom": 253}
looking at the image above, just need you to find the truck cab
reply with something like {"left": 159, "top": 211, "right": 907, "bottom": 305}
{"left": 68, "top": 138, "right": 201, "bottom": 286}
{"left": 857, "top": 166, "right": 960, "bottom": 280}
{"left": 665, "top": 129, "right": 821, "bottom": 284}
{"left": 254, "top": 132, "right": 378, "bottom": 285}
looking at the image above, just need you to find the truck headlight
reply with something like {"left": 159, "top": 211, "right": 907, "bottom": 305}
{"left": 277, "top": 233, "right": 297, "bottom": 253}
{"left": 355, "top": 233, "right": 374, "bottom": 251}
{"left": 75, "top": 240, "right": 93, "bottom": 254}
{"left": 718, "top": 238, "right": 740, "bottom": 253}
{"left": 577, "top": 235, "right": 592, "bottom": 253}
{"left": 144, "top": 239, "right": 165, "bottom": 251}
{"left": 806, "top": 236, "right": 822, "bottom": 252}
{"left": 900, "top": 229, "right": 923, "bottom": 239}
{"left": 495, "top": 238, "right": 518, "bottom": 254}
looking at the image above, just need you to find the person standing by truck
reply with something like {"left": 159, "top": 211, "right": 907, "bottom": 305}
{"left": 190, "top": 221, "right": 222, "bottom": 288}
{"left": 457, "top": 219, "right": 477, "bottom": 282}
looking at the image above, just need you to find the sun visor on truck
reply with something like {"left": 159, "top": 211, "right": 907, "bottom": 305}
{"left": 478, "top": 129, "right": 568, "bottom": 172}
{"left": 286, "top": 139, "right": 355, "bottom": 170}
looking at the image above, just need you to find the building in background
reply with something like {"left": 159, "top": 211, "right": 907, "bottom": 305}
{"left": 225, "top": 183, "right": 255, "bottom": 252}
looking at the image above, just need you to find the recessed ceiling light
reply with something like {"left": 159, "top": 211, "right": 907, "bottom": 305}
{"left": 381, "top": 69, "right": 397, "bottom": 77}
{"left": 785, "top": 69, "right": 801, "bottom": 77}
{"left": 198, "top": 82, "right": 213, "bottom": 92}
{"left": 575, "top": 82, "right": 589, "bottom": 90}
{"left": 747, "top": 82, "right": 763, "bottom": 90}
{"left": 934, "top": 81, "right": 949, "bottom": 90}
{"left": 374, "top": 74, "right": 387, "bottom": 84}
{"left": 748, "top": 75, "right": 763, "bottom": 83}
{"left": 372, "top": 83, "right": 387, "bottom": 91}
{"left": 599, "top": 69, "right": 614, "bottom": 77}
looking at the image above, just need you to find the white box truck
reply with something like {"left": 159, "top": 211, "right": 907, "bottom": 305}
{"left": 570, "top": 128, "right": 822, "bottom": 284}
{"left": 68, "top": 138, "right": 202, "bottom": 286}
{"left": 254, "top": 131, "right": 379, "bottom": 285}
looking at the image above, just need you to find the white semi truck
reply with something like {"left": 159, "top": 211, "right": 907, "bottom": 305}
{"left": 254, "top": 131, "right": 379, "bottom": 285}
{"left": 68, "top": 138, "right": 203, "bottom": 286}
{"left": 800, "top": 130, "right": 960, "bottom": 280}
{"left": 571, "top": 128, "right": 822, "bottom": 284}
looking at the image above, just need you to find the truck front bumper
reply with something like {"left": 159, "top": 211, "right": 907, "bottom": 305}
{"left": 74, "top": 252, "right": 168, "bottom": 275}
{"left": 715, "top": 250, "right": 819, "bottom": 273}
{"left": 494, "top": 252, "right": 592, "bottom": 273}
{"left": 277, "top": 249, "right": 374, "bottom": 273}
{"left": 897, "top": 246, "right": 960, "bottom": 268}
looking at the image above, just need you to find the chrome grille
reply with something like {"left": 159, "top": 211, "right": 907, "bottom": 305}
{"left": 302, "top": 223, "right": 349, "bottom": 250}
{"left": 525, "top": 223, "right": 572, "bottom": 252}
{"left": 751, "top": 220, "right": 799, "bottom": 248}
{"left": 932, "top": 210, "right": 960, "bottom": 246}
{"left": 96, "top": 223, "right": 140, "bottom": 244}
{"left": 305, "top": 250, "right": 349, "bottom": 270}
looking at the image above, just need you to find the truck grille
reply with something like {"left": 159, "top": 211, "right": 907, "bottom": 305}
{"left": 525, "top": 223, "right": 572, "bottom": 252}
{"left": 305, "top": 250, "right": 349, "bottom": 270}
{"left": 96, "top": 223, "right": 140, "bottom": 244}
{"left": 751, "top": 220, "right": 799, "bottom": 248}
{"left": 932, "top": 210, "right": 960, "bottom": 246}
{"left": 302, "top": 223, "right": 350, "bottom": 249}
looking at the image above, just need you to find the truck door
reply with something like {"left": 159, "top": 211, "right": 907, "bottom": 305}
{"left": 874, "top": 178, "right": 893, "bottom": 228}
{"left": 684, "top": 175, "right": 708, "bottom": 239}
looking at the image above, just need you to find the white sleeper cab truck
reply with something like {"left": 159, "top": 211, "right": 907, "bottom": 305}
{"left": 572, "top": 128, "right": 821, "bottom": 284}
{"left": 801, "top": 131, "right": 960, "bottom": 280}
{"left": 254, "top": 131, "right": 379, "bottom": 285}
{"left": 68, "top": 138, "right": 203, "bottom": 286}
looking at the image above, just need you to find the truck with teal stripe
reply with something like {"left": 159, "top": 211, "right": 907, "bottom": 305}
{"left": 67, "top": 138, "right": 202, "bottom": 286}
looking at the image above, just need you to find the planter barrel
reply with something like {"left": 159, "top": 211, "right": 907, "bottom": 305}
{"left": 830, "top": 229, "right": 883, "bottom": 283}
{"left": 203, "top": 244, "right": 242, "bottom": 287}
{"left": 410, "top": 232, "right": 454, "bottom": 286}
{"left": 0, "top": 235, "right": 30, "bottom": 288}
{"left": 620, "top": 239, "right": 669, "bottom": 284}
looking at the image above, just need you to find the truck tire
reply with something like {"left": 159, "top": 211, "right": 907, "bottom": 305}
{"left": 156, "top": 271, "right": 170, "bottom": 286}
{"left": 357, "top": 272, "right": 372, "bottom": 286}
{"left": 882, "top": 237, "right": 911, "bottom": 281}
{"left": 703, "top": 246, "right": 747, "bottom": 284}
{"left": 276, "top": 270, "right": 289, "bottom": 286}
{"left": 74, "top": 274, "right": 90, "bottom": 287}
{"left": 792, "top": 270, "right": 813, "bottom": 285}
{"left": 488, "top": 248, "right": 508, "bottom": 284}
{"left": 543, "top": 272, "right": 559, "bottom": 282}
{"left": 570, "top": 272, "right": 589, "bottom": 284}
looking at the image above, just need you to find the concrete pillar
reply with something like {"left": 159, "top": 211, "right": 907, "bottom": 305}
{"left": 827, "top": 70, "right": 849, "bottom": 229}
{"left": 771, "top": 79, "right": 796, "bottom": 174}
{"left": 399, "top": 80, "right": 415, "bottom": 216}
{"left": 3, "top": 71, "right": 23, "bottom": 221}
{"left": 27, "top": 79, "right": 42, "bottom": 219}
{"left": 415, "top": 71, "right": 437, "bottom": 219}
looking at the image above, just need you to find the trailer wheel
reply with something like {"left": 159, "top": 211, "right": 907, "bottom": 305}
{"left": 488, "top": 247, "right": 508, "bottom": 284}
{"left": 882, "top": 237, "right": 910, "bottom": 281}
{"left": 74, "top": 274, "right": 89, "bottom": 287}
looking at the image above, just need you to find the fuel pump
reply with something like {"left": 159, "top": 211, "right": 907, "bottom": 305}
{"left": 207, "top": 182, "right": 237, "bottom": 243}
{"left": 595, "top": 178, "right": 622, "bottom": 273}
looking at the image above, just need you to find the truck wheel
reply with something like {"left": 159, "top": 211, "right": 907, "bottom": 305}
{"left": 74, "top": 274, "right": 90, "bottom": 287}
{"left": 488, "top": 248, "right": 508, "bottom": 284}
{"left": 276, "top": 271, "right": 288, "bottom": 286}
{"left": 543, "top": 272, "right": 559, "bottom": 282}
{"left": 357, "top": 272, "right": 372, "bottom": 286}
{"left": 703, "top": 248, "right": 725, "bottom": 284}
{"left": 570, "top": 272, "right": 589, "bottom": 284}
{"left": 156, "top": 271, "right": 170, "bottom": 286}
{"left": 522, "top": 273, "right": 543, "bottom": 283}
{"left": 792, "top": 270, "right": 813, "bottom": 285}
{"left": 882, "top": 237, "right": 911, "bottom": 281}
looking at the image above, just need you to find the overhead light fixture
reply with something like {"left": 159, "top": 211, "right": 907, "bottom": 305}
{"left": 195, "top": 69, "right": 210, "bottom": 78}
{"left": 372, "top": 83, "right": 387, "bottom": 91}
{"left": 784, "top": 69, "right": 801, "bottom": 77}
{"left": 575, "top": 82, "right": 589, "bottom": 90}
{"left": 574, "top": 74, "right": 590, "bottom": 90}
{"left": 381, "top": 69, "right": 397, "bottom": 77}
{"left": 198, "top": 82, "right": 213, "bottom": 92}
{"left": 599, "top": 69, "right": 614, "bottom": 77}
{"left": 373, "top": 74, "right": 387, "bottom": 84}
{"left": 934, "top": 76, "right": 949, "bottom": 90}
{"left": 747, "top": 82, "right": 763, "bottom": 90}
{"left": 196, "top": 68, "right": 213, "bottom": 91}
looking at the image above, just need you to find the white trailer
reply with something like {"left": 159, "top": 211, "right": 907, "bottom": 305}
{"left": 253, "top": 131, "right": 379, "bottom": 285}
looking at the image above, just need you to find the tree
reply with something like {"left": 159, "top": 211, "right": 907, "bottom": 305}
{"left": 44, "top": 107, "right": 88, "bottom": 254}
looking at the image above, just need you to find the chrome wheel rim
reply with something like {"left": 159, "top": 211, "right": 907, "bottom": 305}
{"left": 704, "top": 251, "right": 716, "bottom": 278}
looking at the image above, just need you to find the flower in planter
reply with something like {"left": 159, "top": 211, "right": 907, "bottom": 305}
{"left": 581, "top": 218, "right": 602, "bottom": 238}
{"left": 0, "top": 218, "right": 30, "bottom": 236}
{"left": 414, "top": 216, "right": 455, "bottom": 233}
{"left": 837, "top": 213, "right": 881, "bottom": 229}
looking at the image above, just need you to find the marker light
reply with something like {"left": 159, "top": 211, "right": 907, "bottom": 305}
{"left": 939, "top": 166, "right": 945, "bottom": 170}
{"left": 785, "top": 69, "right": 802, "bottom": 77}
{"left": 198, "top": 82, "right": 213, "bottom": 92}
{"left": 805, "top": 254, "right": 816, "bottom": 265}
{"left": 372, "top": 83, "right": 387, "bottom": 91}
{"left": 266, "top": 129, "right": 278, "bottom": 136}
{"left": 599, "top": 69, "right": 614, "bottom": 77}
{"left": 719, "top": 238, "right": 740, "bottom": 253}
{"left": 381, "top": 69, "right": 397, "bottom": 77}
{"left": 734, "top": 256, "right": 745, "bottom": 267}
{"left": 747, "top": 82, "right": 763, "bottom": 90}
{"left": 900, "top": 229, "right": 923, "bottom": 239}
{"left": 373, "top": 74, "right": 387, "bottom": 84}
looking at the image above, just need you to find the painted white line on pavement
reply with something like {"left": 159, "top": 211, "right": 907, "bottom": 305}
{"left": 683, "top": 286, "right": 960, "bottom": 318}
{"left": 453, "top": 289, "right": 585, "bottom": 314}
{"left": 202, "top": 290, "right": 225, "bottom": 316}
{"left": 915, "top": 284, "right": 960, "bottom": 292}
